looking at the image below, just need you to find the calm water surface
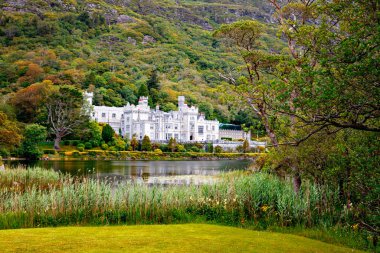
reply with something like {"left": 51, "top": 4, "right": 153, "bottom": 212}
{"left": 6, "top": 160, "right": 253, "bottom": 185}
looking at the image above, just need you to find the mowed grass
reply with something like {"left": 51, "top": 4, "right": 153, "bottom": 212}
{"left": 0, "top": 224, "right": 362, "bottom": 253}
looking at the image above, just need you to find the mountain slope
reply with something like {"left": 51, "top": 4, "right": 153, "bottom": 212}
{"left": 0, "top": 0, "right": 284, "bottom": 124}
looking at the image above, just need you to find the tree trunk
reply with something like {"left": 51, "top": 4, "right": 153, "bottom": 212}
{"left": 258, "top": 106, "right": 279, "bottom": 148}
{"left": 293, "top": 169, "right": 302, "bottom": 194}
{"left": 54, "top": 135, "right": 61, "bottom": 150}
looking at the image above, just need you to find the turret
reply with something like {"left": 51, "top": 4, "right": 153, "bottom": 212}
{"left": 84, "top": 92, "right": 93, "bottom": 105}
{"left": 178, "top": 96, "right": 185, "bottom": 108}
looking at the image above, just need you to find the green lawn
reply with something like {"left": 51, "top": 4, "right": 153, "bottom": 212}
{"left": 0, "top": 224, "right": 362, "bottom": 253}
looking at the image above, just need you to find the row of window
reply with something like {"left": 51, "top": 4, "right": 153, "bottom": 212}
{"left": 101, "top": 113, "right": 117, "bottom": 118}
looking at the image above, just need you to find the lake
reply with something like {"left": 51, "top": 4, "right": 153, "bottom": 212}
{"left": 5, "top": 160, "right": 253, "bottom": 185}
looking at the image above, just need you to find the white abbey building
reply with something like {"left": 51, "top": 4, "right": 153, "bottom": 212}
{"left": 85, "top": 92, "right": 219, "bottom": 142}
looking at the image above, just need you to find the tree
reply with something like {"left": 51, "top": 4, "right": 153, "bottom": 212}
{"left": 198, "top": 102, "right": 214, "bottom": 119}
{"left": 46, "top": 85, "right": 89, "bottom": 150}
{"left": 242, "top": 139, "right": 249, "bottom": 153}
{"left": 10, "top": 80, "right": 54, "bottom": 123}
{"left": 213, "top": 20, "right": 280, "bottom": 148}
{"left": 21, "top": 124, "right": 47, "bottom": 160}
{"left": 102, "top": 124, "right": 115, "bottom": 143}
{"left": 130, "top": 135, "right": 139, "bottom": 151}
{"left": 138, "top": 83, "right": 149, "bottom": 97}
{"left": 0, "top": 111, "right": 22, "bottom": 149}
{"left": 168, "top": 137, "right": 177, "bottom": 152}
{"left": 86, "top": 121, "right": 102, "bottom": 146}
{"left": 141, "top": 135, "right": 152, "bottom": 151}
{"left": 146, "top": 69, "right": 160, "bottom": 90}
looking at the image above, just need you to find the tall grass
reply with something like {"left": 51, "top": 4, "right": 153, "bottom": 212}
{"left": 0, "top": 167, "right": 347, "bottom": 230}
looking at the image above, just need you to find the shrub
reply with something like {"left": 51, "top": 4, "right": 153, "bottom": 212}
{"left": 77, "top": 143, "right": 85, "bottom": 152}
{"left": 214, "top": 146, "right": 223, "bottom": 153}
{"left": 63, "top": 140, "right": 71, "bottom": 146}
{"left": 84, "top": 142, "right": 92, "bottom": 149}
{"left": 154, "top": 148, "right": 163, "bottom": 154}
{"left": 91, "top": 140, "right": 100, "bottom": 147}
{"left": 176, "top": 144, "right": 186, "bottom": 152}
{"left": 0, "top": 148, "right": 10, "bottom": 158}
{"left": 109, "top": 146, "right": 118, "bottom": 151}
{"left": 72, "top": 140, "right": 80, "bottom": 146}
{"left": 101, "top": 143, "right": 108, "bottom": 150}
{"left": 190, "top": 146, "right": 200, "bottom": 152}
{"left": 43, "top": 149, "right": 56, "bottom": 155}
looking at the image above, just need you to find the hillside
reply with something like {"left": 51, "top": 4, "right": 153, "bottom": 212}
{"left": 0, "top": 0, "right": 284, "bottom": 124}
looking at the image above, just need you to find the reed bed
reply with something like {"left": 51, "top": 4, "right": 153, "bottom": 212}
{"left": 0, "top": 167, "right": 349, "bottom": 230}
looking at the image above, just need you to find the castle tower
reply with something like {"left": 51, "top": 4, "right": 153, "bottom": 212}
{"left": 84, "top": 92, "right": 93, "bottom": 105}
{"left": 178, "top": 96, "right": 185, "bottom": 109}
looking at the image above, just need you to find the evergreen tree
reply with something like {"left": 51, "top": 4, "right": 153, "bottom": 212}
{"left": 141, "top": 135, "right": 152, "bottom": 151}
{"left": 138, "top": 83, "right": 149, "bottom": 97}
{"left": 102, "top": 124, "right": 114, "bottom": 143}
{"left": 147, "top": 69, "right": 159, "bottom": 90}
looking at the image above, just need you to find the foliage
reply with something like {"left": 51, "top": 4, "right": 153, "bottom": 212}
{"left": 130, "top": 135, "right": 139, "bottom": 151}
{"left": 168, "top": 137, "right": 177, "bottom": 152}
{"left": 0, "top": 168, "right": 373, "bottom": 250}
{"left": 77, "top": 143, "right": 85, "bottom": 152}
{"left": 101, "top": 124, "right": 114, "bottom": 143}
{"left": 141, "top": 135, "right": 152, "bottom": 151}
{"left": 0, "top": 111, "right": 22, "bottom": 149}
{"left": 20, "top": 124, "right": 47, "bottom": 160}
{"left": 46, "top": 85, "right": 89, "bottom": 150}
{"left": 214, "top": 146, "right": 223, "bottom": 153}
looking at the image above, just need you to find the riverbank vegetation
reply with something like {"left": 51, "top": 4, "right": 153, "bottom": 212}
{"left": 0, "top": 167, "right": 374, "bottom": 251}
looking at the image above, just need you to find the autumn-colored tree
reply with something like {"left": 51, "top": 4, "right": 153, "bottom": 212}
{"left": 10, "top": 80, "right": 54, "bottom": 123}
{"left": 242, "top": 139, "right": 249, "bottom": 153}
{"left": 130, "top": 135, "right": 139, "bottom": 151}
{"left": 17, "top": 63, "right": 44, "bottom": 86}
{"left": 168, "top": 137, "right": 177, "bottom": 152}
{"left": 0, "top": 111, "right": 22, "bottom": 149}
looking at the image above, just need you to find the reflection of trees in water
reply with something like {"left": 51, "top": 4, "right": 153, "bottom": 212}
{"left": 6, "top": 160, "right": 253, "bottom": 185}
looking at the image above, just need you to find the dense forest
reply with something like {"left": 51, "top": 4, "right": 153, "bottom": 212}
{"left": 0, "top": 0, "right": 379, "bottom": 249}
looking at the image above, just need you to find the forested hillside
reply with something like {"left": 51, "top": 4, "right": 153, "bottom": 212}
{"left": 0, "top": 0, "right": 283, "bottom": 125}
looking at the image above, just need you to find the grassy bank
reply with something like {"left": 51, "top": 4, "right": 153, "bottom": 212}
{"left": 0, "top": 224, "right": 363, "bottom": 253}
{"left": 0, "top": 168, "right": 375, "bottom": 251}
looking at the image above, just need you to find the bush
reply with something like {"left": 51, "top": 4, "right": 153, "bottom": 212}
{"left": 154, "top": 148, "right": 163, "bottom": 154}
{"left": 91, "top": 140, "right": 99, "bottom": 148}
{"left": 190, "top": 146, "right": 200, "bottom": 152}
{"left": 109, "top": 146, "right": 118, "bottom": 151}
{"left": 101, "top": 143, "right": 108, "bottom": 150}
{"left": 63, "top": 140, "right": 71, "bottom": 146}
{"left": 176, "top": 144, "right": 186, "bottom": 152}
{"left": 214, "top": 146, "right": 223, "bottom": 153}
{"left": 77, "top": 144, "right": 85, "bottom": 152}
{"left": 0, "top": 148, "right": 10, "bottom": 158}
{"left": 72, "top": 140, "right": 80, "bottom": 146}
{"left": 84, "top": 142, "right": 92, "bottom": 149}
{"left": 43, "top": 149, "right": 56, "bottom": 155}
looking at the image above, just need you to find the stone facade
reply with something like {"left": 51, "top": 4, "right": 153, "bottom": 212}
{"left": 86, "top": 93, "right": 219, "bottom": 142}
